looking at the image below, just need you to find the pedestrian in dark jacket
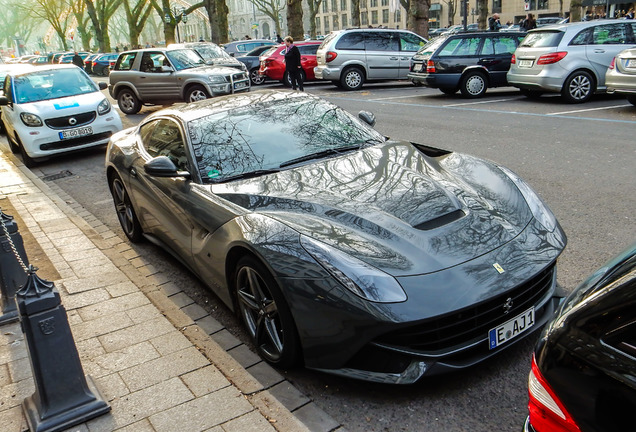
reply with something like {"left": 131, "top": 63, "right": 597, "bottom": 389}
{"left": 72, "top": 52, "right": 84, "bottom": 69}
{"left": 488, "top": 13, "right": 502, "bottom": 31}
{"left": 284, "top": 36, "right": 303, "bottom": 91}
{"left": 520, "top": 13, "right": 537, "bottom": 31}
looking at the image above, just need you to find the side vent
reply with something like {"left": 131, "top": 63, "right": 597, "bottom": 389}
{"left": 414, "top": 209, "right": 465, "bottom": 231}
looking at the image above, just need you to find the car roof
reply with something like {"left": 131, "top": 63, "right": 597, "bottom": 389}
{"left": 529, "top": 18, "right": 628, "bottom": 32}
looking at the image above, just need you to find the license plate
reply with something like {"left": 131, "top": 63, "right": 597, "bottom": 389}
{"left": 234, "top": 81, "right": 247, "bottom": 89}
{"left": 488, "top": 307, "right": 535, "bottom": 349}
{"left": 627, "top": 59, "right": 636, "bottom": 68}
{"left": 59, "top": 126, "right": 93, "bottom": 140}
{"left": 519, "top": 59, "right": 534, "bottom": 68}
{"left": 413, "top": 63, "right": 423, "bottom": 72}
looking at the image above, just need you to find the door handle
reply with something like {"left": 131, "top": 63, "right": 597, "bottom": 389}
{"left": 594, "top": 49, "right": 605, "bottom": 53}
{"left": 390, "top": 56, "right": 398, "bottom": 60}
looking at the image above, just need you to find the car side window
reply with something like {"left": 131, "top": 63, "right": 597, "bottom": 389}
{"left": 365, "top": 32, "right": 399, "bottom": 51}
{"left": 399, "top": 32, "right": 425, "bottom": 52}
{"left": 629, "top": 23, "right": 636, "bottom": 43}
{"left": 482, "top": 37, "right": 495, "bottom": 55}
{"left": 299, "top": 45, "right": 319, "bottom": 55}
{"left": 439, "top": 37, "right": 480, "bottom": 56}
{"left": 115, "top": 53, "right": 136, "bottom": 71}
{"left": 591, "top": 24, "right": 630, "bottom": 45}
{"left": 335, "top": 32, "right": 365, "bottom": 50}
{"left": 141, "top": 119, "right": 189, "bottom": 171}
{"left": 140, "top": 52, "right": 168, "bottom": 73}
{"left": 493, "top": 37, "right": 517, "bottom": 54}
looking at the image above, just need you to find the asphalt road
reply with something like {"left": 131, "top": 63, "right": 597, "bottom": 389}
{"left": 5, "top": 78, "right": 635, "bottom": 432}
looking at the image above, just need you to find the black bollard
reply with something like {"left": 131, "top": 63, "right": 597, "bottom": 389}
{"left": 17, "top": 266, "right": 110, "bottom": 432}
{"left": 0, "top": 210, "right": 29, "bottom": 325}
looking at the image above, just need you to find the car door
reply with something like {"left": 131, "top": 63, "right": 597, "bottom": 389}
{"left": 1, "top": 76, "right": 17, "bottom": 139}
{"left": 128, "top": 118, "right": 194, "bottom": 260}
{"left": 364, "top": 31, "right": 400, "bottom": 80}
{"left": 136, "top": 52, "right": 180, "bottom": 101}
{"left": 298, "top": 44, "right": 320, "bottom": 79}
{"left": 398, "top": 32, "right": 426, "bottom": 78}
{"left": 481, "top": 35, "right": 520, "bottom": 86}
{"left": 587, "top": 23, "right": 636, "bottom": 88}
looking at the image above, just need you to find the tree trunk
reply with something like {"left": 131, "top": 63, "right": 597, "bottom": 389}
{"left": 569, "top": 0, "right": 582, "bottom": 21}
{"left": 286, "top": 0, "right": 304, "bottom": 40}
{"left": 351, "top": 0, "right": 361, "bottom": 27}
{"left": 478, "top": 0, "right": 488, "bottom": 30}
{"left": 409, "top": 0, "right": 430, "bottom": 38}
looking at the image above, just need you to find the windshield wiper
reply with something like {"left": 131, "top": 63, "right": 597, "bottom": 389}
{"left": 279, "top": 144, "right": 365, "bottom": 168}
{"left": 214, "top": 168, "right": 280, "bottom": 183}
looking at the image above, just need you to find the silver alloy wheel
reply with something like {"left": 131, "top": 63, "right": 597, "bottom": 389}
{"left": 567, "top": 74, "right": 592, "bottom": 101}
{"left": 111, "top": 177, "right": 142, "bottom": 242}
{"left": 464, "top": 74, "right": 486, "bottom": 96}
{"left": 119, "top": 92, "right": 136, "bottom": 112}
{"left": 250, "top": 68, "right": 265, "bottom": 85}
{"left": 344, "top": 69, "right": 363, "bottom": 90}
{"left": 188, "top": 88, "right": 208, "bottom": 102}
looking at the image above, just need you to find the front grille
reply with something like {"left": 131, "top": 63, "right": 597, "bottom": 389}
{"left": 40, "top": 131, "right": 112, "bottom": 151}
{"left": 376, "top": 263, "right": 556, "bottom": 353}
{"left": 232, "top": 73, "right": 247, "bottom": 81}
{"left": 45, "top": 111, "right": 96, "bottom": 130}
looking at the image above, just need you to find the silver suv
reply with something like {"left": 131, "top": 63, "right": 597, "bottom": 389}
{"left": 314, "top": 28, "right": 427, "bottom": 90}
{"left": 507, "top": 20, "right": 636, "bottom": 103}
{"left": 109, "top": 48, "right": 250, "bottom": 115}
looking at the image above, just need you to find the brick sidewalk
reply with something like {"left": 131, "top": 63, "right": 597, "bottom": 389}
{"left": 0, "top": 150, "right": 343, "bottom": 432}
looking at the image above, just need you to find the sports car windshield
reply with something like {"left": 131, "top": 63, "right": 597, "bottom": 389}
{"left": 13, "top": 68, "right": 98, "bottom": 103}
{"left": 188, "top": 95, "right": 385, "bottom": 183}
{"left": 166, "top": 49, "right": 206, "bottom": 70}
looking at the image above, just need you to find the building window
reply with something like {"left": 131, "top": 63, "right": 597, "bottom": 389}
{"left": 341, "top": 0, "right": 347, "bottom": 11}
{"left": 371, "top": 10, "right": 378, "bottom": 23}
{"left": 395, "top": 8, "right": 401, "bottom": 21}
{"left": 492, "top": 0, "right": 501, "bottom": 13}
{"left": 370, "top": 0, "right": 378, "bottom": 7}
{"left": 324, "top": 16, "right": 330, "bottom": 32}
{"left": 342, "top": 13, "right": 348, "bottom": 27}
{"left": 322, "top": 1, "right": 328, "bottom": 12}
{"left": 332, "top": 0, "right": 337, "bottom": 11}
{"left": 361, "top": 11, "right": 368, "bottom": 24}
{"left": 316, "top": 17, "right": 320, "bottom": 31}
{"left": 538, "top": 0, "right": 548, "bottom": 9}
{"left": 360, "top": 0, "right": 367, "bottom": 8}
{"left": 382, "top": 9, "right": 389, "bottom": 23}
{"left": 333, "top": 15, "right": 339, "bottom": 29}
{"left": 381, "top": 0, "right": 388, "bottom": 5}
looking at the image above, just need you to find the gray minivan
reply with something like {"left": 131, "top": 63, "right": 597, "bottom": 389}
{"left": 314, "top": 29, "right": 427, "bottom": 90}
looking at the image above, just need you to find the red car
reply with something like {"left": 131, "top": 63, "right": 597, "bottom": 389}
{"left": 258, "top": 41, "right": 321, "bottom": 86}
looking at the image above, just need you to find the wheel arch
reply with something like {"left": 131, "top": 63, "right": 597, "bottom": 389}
{"left": 461, "top": 66, "right": 491, "bottom": 85}
{"left": 182, "top": 81, "right": 209, "bottom": 100}
{"left": 563, "top": 67, "right": 598, "bottom": 93}
{"left": 113, "top": 83, "right": 141, "bottom": 100}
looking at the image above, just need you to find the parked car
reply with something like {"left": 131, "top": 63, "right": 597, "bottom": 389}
{"left": 605, "top": 47, "right": 636, "bottom": 106}
{"left": 50, "top": 52, "right": 70, "bottom": 64}
{"left": 524, "top": 242, "right": 636, "bottom": 432}
{"left": 535, "top": 16, "right": 564, "bottom": 27}
{"left": 314, "top": 28, "right": 428, "bottom": 90}
{"left": 0, "top": 64, "right": 123, "bottom": 167}
{"left": 58, "top": 52, "right": 91, "bottom": 65}
{"left": 258, "top": 41, "right": 321, "bottom": 86}
{"left": 27, "top": 56, "right": 50, "bottom": 66}
{"left": 91, "top": 53, "right": 118, "bottom": 76}
{"left": 18, "top": 55, "right": 39, "bottom": 64}
{"left": 105, "top": 89, "right": 566, "bottom": 384}
{"left": 168, "top": 42, "right": 247, "bottom": 71}
{"left": 222, "top": 39, "right": 276, "bottom": 57}
{"left": 507, "top": 20, "right": 636, "bottom": 103}
{"left": 236, "top": 45, "right": 276, "bottom": 85}
{"left": 408, "top": 32, "right": 526, "bottom": 97}
{"left": 84, "top": 53, "right": 100, "bottom": 74}
{"left": 108, "top": 47, "right": 250, "bottom": 115}
{"left": 0, "top": 64, "right": 35, "bottom": 132}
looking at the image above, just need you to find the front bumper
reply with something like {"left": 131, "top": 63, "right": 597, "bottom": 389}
{"left": 206, "top": 76, "right": 250, "bottom": 96}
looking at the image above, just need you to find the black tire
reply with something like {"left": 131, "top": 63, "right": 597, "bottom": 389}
{"left": 561, "top": 71, "right": 594, "bottom": 103}
{"left": 8, "top": 133, "right": 19, "bottom": 154}
{"left": 439, "top": 87, "right": 457, "bottom": 95}
{"left": 234, "top": 255, "right": 300, "bottom": 369}
{"left": 16, "top": 135, "right": 36, "bottom": 168}
{"left": 340, "top": 67, "right": 364, "bottom": 91}
{"left": 117, "top": 88, "right": 141, "bottom": 115}
{"left": 185, "top": 85, "right": 209, "bottom": 103}
{"left": 520, "top": 89, "right": 543, "bottom": 99}
{"left": 627, "top": 95, "right": 636, "bottom": 106}
{"left": 110, "top": 175, "right": 143, "bottom": 242}
{"left": 249, "top": 68, "right": 265, "bottom": 85}
{"left": 459, "top": 71, "right": 488, "bottom": 98}
{"left": 99, "top": 66, "right": 110, "bottom": 77}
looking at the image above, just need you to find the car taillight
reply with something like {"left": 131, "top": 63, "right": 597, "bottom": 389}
{"left": 511, "top": 54, "right": 516, "bottom": 64}
{"left": 608, "top": 57, "right": 616, "bottom": 70}
{"left": 426, "top": 60, "right": 435, "bottom": 73}
{"left": 527, "top": 355, "right": 582, "bottom": 432}
{"left": 326, "top": 51, "right": 337, "bottom": 62}
{"left": 537, "top": 52, "right": 567, "bottom": 65}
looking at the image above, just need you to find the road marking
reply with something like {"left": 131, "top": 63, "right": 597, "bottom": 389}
{"left": 547, "top": 104, "right": 633, "bottom": 115}
{"left": 443, "top": 98, "right": 522, "bottom": 107}
{"left": 369, "top": 94, "right": 431, "bottom": 101}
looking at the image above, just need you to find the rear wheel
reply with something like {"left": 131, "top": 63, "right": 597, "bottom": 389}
{"left": 561, "top": 71, "right": 594, "bottom": 103}
{"left": 460, "top": 71, "right": 488, "bottom": 98}
{"left": 109, "top": 174, "right": 143, "bottom": 242}
{"left": 17, "top": 135, "right": 36, "bottom": 168}
{"left": 234, "top": 255, "right": 300, "bottom": 369}
{"left": 117, "top": 88, "right": 141, "bottom": 115}
{"left": 340, "top": 67, "right": 364, "bottom": 91}
{"left": 186, "top": 85, "right": 209, "bottom": 103}
{"left": 249, "top": 68, "right": 265, "bottom": 85}
{"left": 627, "top": 95, "right": 636, "bottom": 106}
{"left": 439, "top": 87, "right": 457, "bottom": 95}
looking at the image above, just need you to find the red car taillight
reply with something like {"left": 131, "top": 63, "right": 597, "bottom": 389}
{"left": 426, "top": 60, "right": 436, "bottom": 73}
{"left": 326, "top": 51, "right": 337, "bottom": 62}
{"left": 537, "top": 52, "right": 568, "bottom": 65}
{"left": 527, "top": 355, "right": 582, "bottom": 432}
{"left": 511, "top": 54, "right": 516, "bottom": 64}
{"left": 608, "top": 57, "right": 616, "bottom": 70}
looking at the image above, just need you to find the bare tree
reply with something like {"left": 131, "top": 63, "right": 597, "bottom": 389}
{"left": 409, "top": 0, "right": 430, "bottom": 38}
{"left": 305, "top": 0, "right": 324, "bottom": 38}
{"left": 247, "top": 0, "right": 284, "bottom": 36}
{"left": 149, "top": 0, "right": 203, "bottom": 44}
{"left": 84, "top": 0, "right": 124, "bottom": 51}
{"left": 70, "top": 0, "right": 93, "bottom": 50}
{"left": 569, "top": 0, "right": 582, "bottom": 21}
{"left": 351, "top": 0, "right": 360, "bottom": 27}
{"left": 442, "top": 0, "right": 458, "bottom": 26}
{"left": 123, "top": 0, "right": 154, "bottom": 47}
{"left": 399, "top": 0, "right": 414, "bottom": 30}
{"left": 287, "top": 0, "right": 304, "bottom": 40}
{"left": 477, "top": 0, "right": 487, "bottom": 30}
{"left": 18, "top": 0, "right": 72, "bottom": 51}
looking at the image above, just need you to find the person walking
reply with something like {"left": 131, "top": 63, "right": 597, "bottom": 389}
{"left": 72, "top": 51, "right": 84, "bottom": 69}
{"left": 488, "top": 13, "right": 502, "bottom": 31}
{"left": 283, "top": 36, "right": 303, "bottom": 91}
{"left": 520, "top": 13, "right": 537, "bottom": 31}
{"left": 627, "top": 8, "right": 635, "bottom": 19}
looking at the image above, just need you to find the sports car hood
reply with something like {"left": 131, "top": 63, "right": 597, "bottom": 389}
{"left": 213, "top": 141, "right": 538, "bottom": 276}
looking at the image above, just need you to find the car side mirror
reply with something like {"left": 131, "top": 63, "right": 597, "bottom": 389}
{"left": 358, "top": 111, "right": 376, "bottom": 127}
{"left": 229, "top": 52, "right": 235, "bottom": 57}
{"left": 0, "top": 96, "right": 9, "bottom": 106}
{"left": 144, "top": 156, "right": 191, "bottom": 178}
{"left": 161, "top": 65, "right": 174, "bottom": 73}
{"left": 97, "top": 82, "right": 107, "bottom": 90}
{"left": 205, "top": 59, "right": 215, "bottom": 65}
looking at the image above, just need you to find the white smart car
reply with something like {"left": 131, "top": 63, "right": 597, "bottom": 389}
{"left": 0, "top": 64, "right": 123, "bottom": 167}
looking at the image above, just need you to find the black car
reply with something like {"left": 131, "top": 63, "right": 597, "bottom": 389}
{"left": 236, "top": 45, "right": 275, "bottom": 85}
{"left": 525, "top": 242, "right": 636, "bottom": 432}
{"left": 408, "top": 31, "right": 526, "bottom": 97}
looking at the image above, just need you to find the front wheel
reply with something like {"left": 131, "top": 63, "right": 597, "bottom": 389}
{"left": 16, "top": 135, "right": 36, "bottom": 168}
{"left": 117, "top": 89, "right": 141, "bottom": 115}
{"left": 110, "top": 175, "right": 143, "bottom": 242}
{"left": 460, "top": 72, "right": 488, "bottom": 98}
{"left": 234, "top": 256, "right": 300, "bottom": 369}
{"left": 186, "top": 85, "right": 209, "bottom": 103}
{"left": 561, "top": 71, "right": 594, "bottom": 103}
{"left": 250, "top": 68, "right": 265, "bottom": 85}
{"left": 340, "top": 67, "right": 364, "bottom": 91}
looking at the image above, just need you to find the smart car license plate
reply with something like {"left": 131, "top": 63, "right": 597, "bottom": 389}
{"left": 518, "top": 59, "right": 534, "bottom": 68}
{"left": 234, "top": 81, "right": 247, "bottom": 90}
{"left": 59, "top": 126, "right": 93, "bottom": 140}
{"left": 488, "top": 307, "right": 535, "bottom": 349}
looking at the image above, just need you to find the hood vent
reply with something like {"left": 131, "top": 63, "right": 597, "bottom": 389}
{"left": 414, "top": 209, "right": 465, "bottom": 231}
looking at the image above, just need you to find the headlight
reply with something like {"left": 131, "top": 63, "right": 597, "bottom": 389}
{"left": 208, "top": 75, "right": 226, "bottom": 83}
{"left": 300, "top": 235, "right": 407, "bottom": 303}
{"left": 499, "top": 166, "right": 557, "bottom": 232}
{"left": 97, "top": 98, "right": 111, "bottom": 115}
{"left": 20, "top": 112, "right": 42, "bottom": 127}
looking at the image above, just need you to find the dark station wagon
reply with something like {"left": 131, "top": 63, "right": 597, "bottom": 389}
{"left": 408, "top": 31, "right": 526, "bottom": 97}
